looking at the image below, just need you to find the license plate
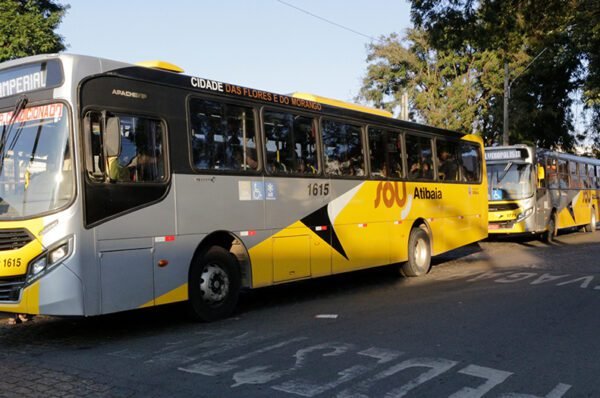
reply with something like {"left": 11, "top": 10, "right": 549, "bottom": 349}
{"left": 488, "top": 224, "right": 500, "bottom": 230}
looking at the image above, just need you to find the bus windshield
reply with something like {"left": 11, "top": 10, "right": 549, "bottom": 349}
{"left": 0, "top": 103, "right": 73, "bottom": 220}
{"left": 487, "top": 162, "right": 533, "bottom": 200}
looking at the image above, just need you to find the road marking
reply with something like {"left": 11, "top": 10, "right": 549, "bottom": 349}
{"left": 171, "top": 337, "right": 574, "bottom": 397}
{"left": 449, "top": 365, "right": 512, "bottom": 398}
{"left": 465, "top": 271, "right": 600, "bottom": 291}
{"left": 178, "top": 337, "right": 308, "bottom": 376}
{"left": 498, "top": 382, "right": 572, "bottom": 397}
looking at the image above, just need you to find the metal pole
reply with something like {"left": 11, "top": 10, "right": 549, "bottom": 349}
{"left": 503, "top": 62, "right": 510, "bottom": 145}
{"left": 502, "top": 48, "right": 547, "bottom": 146}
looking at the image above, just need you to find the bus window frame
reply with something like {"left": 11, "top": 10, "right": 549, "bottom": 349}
{"left": 82, "top": 106, "right": 170, "bottom": 186}
{"left": 186, "top": 94, "right": 262, "bottom": 176}
{"left": 260, "top": 105, "right": 322, "bottom": 178}
{"left": 365, "top": 124, "right": 406, "bottom": 181}
{"left": 434, "top": 136, "right": 464, "bottom": 183}
{"left": 458, "top": 140, "right": 483, "bottom": 185}
{"left": 320, "top": 116, "right": 367, "bottom": 180}
{"left": 405, "top": 131, "right": 436, "bottom": 182}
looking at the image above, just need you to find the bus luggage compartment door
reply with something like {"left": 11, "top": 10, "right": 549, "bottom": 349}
{"left": 99, "top": 248, "right": 154, "bottom": 314}
{"left": 272, "top": 235, "right": 310, "bottom": 282}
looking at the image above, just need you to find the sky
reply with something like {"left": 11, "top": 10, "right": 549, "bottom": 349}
{"left": 55, "top": 1, "right": 593, "bottom": 147}
{"left": 56, "top": 0, "right": 412, "bottom": 103}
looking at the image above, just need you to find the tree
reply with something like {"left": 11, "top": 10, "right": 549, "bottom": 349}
{"left": 406, "top": 0, "right": 597, "bottom": 152}
{"left": 572, "top": 0, "right": 600, "bottom": 155}
{"left": 358, "top": 29, "right": 504, "bottom": 135}
{"left": 0, "top": 0, "right": 68, "bottom": 62}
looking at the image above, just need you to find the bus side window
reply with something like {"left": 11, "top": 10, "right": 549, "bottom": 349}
{"left": 367, "top": 127, "right": 404, "bottom": 179}
{"left": 406, "top": 134, "right": 433, "bottom": 181}
{"left": 459, "top": 143, "right": 481, "bottom": 183}
{"left": 263, "top": 110, "right": 317, "bottom": 176}
{"left": 189, "top": 98, "right": 258, "bottom": 172}
{"left": 84, "top": 112, "right": 165, "bottom": 183}
{"left": 109, "top": 116, "right": 165, "bottom": 183}
{"left": 436, "top": 139, "right": 461, "bottom": 182}
{"left": 587, "top": 164, "right": 595, "bottom": 189}
{"left": 322, "top": 119, "right": 364, "bottom": 177}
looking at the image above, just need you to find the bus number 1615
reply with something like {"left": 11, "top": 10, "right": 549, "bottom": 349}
{"left": 308, "top": 183, "right": 330, "bottom": 196}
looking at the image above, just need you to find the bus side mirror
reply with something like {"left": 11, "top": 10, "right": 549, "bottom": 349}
{"left": 104, "top": 117, "right": 121, "bottom": 158}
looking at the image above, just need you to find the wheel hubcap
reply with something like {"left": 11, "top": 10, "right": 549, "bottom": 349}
{"left": 415, "top": 238, "right": 428, "bottom": 268}
{"left": 200, "top": 264, "right": 229, "bottom": 303}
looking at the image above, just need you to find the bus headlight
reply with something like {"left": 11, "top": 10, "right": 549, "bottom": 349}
{"left": 27, "top": 238, "right": 72, "bottom": 282}
{"left": 30, "top": 256, "right": 47, "bottom": 277}
{"left": 49, "top": 243, "right": 69, "bottom": 264}
{"left": 516, "top": 207, "right": 534, "bottom": 223}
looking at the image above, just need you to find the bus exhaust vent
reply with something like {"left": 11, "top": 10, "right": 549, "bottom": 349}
{"left": 0, "top": 276, "right": 25, "bottom": 301}
{"left": 0, "top": 228, "right": 34, "bottom": 251}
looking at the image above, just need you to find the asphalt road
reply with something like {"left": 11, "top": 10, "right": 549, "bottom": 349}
{"left": 1, "top": 228, "right": 599, "bottom": 397}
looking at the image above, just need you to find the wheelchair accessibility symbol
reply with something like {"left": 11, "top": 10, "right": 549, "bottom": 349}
{"left": 252, "top": 182, "right": 264, "bottom": 200}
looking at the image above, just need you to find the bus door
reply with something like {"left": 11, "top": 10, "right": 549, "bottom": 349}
{"left": 81, "top": 77, "right": 174, "bottom": 314}
{"left": 535, "top": 162, "right": 551, "bottom": 230}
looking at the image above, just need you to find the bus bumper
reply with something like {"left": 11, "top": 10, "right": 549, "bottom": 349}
{"left": 488, "top": 212, "right": 536, "bottom": 235}
{"left": 0, "top": 259, "right": 84, "bottom": 316}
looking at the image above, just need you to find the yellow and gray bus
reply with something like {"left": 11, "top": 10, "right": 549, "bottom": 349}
{"left": 486, "top": 145, "right": 599, "bottom": 241}
{"left": 0, "top": 54, "right": 487, "bottom": 321}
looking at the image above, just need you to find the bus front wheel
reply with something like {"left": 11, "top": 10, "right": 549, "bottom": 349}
{"left": 400, "top": 226, "right": 431, "bottom": 277}
{"left": 188, "top": 246, "right": 241, "bottom": 322}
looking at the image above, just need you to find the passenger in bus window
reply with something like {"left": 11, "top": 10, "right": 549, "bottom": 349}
{"left": 232, "top": 146, "right": 257, "bottom": 170}
{"left": 422, "top": 162, "right": 433, "bottom": 179}
{"left": 246, "top": 148, "right": 258, "bottom": 170}
{"left": 409, "top": 161, "right": 421, "bottom": 178}
{"left": 438, "top": 149, "right": 458, "bottom": 181}
{"left": 107, "top": 156, "right": 130, "bottom": 182}
{"left": 410, "top": 160, "right": 431, "bottom": 179}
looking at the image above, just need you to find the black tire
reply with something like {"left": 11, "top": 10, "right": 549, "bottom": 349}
{"left": 188, "top": 246, "right": 241, "bottom": 322}
{"left": 584, "top": 209, "right": 596, "bottom": 233}
{"left": 400, "top": 226, "right": 431, "bottom": 277}
{"left": 542, "top": 215, "right": 557, "bottom": 243}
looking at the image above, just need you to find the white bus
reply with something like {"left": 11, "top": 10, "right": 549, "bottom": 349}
{"left": 0, "top": 54, "right": 487, "bottom": 320}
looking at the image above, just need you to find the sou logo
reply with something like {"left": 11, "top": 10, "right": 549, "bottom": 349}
{"left": 374, "top": 181, "right": 408, "bottom": 208}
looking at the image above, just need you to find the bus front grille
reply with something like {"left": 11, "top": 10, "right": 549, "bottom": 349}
{"left": 0, "top": 276, "right": 25, "bottom": 301}
{"left": 0, "top": 228, "right": 34, "bottom": 251}
{"left": 489, "top": 203, "right": 519, "bottom": 212}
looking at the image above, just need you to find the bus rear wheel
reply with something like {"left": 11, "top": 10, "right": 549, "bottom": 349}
{"left": 188, "top": 246, "right": 241, "bottom": 322}
{"left": 400, "top": 226, "right": 431, "bottom": 277}
{"left": 584, "top": 209, "right": 596, "bottom": 233}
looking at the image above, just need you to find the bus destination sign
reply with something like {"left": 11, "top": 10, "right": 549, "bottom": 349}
{"left": 485, "top": 149, "right": 527, "bottom": 161}
{"left": 190, "top": 76, "right": 323, "bottom": 112}
{"left": 0, "top": 60, "right": 63, "bottom": 99}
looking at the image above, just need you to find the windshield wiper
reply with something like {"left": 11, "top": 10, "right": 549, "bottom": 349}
{"left": 0, "top": 96, "right": 28, "bottom": 173}
{"left": 497, "top": 161, "right": 513, "bottom": 184}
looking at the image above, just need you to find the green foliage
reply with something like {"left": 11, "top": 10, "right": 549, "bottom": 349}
{"left": 359, "top": 29, "right": 502, "bottom": 134}
{"left": 0, "top": 0, "right": 68, "bottom": 62}
{"left": 360, "top": 0, "right": 598, "bottom": 153}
